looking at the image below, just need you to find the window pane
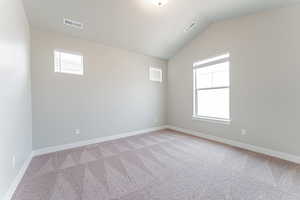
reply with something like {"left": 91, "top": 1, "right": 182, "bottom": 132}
{"left": 60, "top": 52, "right": 83, "bottom": 75}
{"left": 196, "top": 70, "right": 211, "bottom": 88}
{"left": 54, "top": 51, "right": 83, "bottom": 75}
{"left": 197, "top": 88, "right": 229, "bottom": 119}
{"left": 211, "top": 62, "right": 229, "bottom": 87}
{"left": 195, "top": 61, "right": 229, "bottom": 89}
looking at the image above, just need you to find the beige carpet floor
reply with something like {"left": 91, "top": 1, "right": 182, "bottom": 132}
{"left": 12, "top": 129, "right": 300, "bottom": 200}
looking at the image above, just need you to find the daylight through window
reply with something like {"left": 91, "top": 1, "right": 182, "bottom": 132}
{"left": 193, "top": 53, "right": 230, "bottom": 121}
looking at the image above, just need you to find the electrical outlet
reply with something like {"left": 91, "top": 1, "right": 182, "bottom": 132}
{"left": 12, "top": 156, "right": 16, "bottom": 169}
{"left": 74, "top": 129, "right": 80, "bottom": 135}
{"left": 241, "top": 129, "right": 247, "bottom": 136}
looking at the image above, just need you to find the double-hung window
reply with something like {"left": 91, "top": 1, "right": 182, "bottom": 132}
{"left": 193, "top": 53, "right": 230, "bottom": 122}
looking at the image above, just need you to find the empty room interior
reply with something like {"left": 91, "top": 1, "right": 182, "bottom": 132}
{"left": 2, "top": 0, "right": 300, "bottom": 199}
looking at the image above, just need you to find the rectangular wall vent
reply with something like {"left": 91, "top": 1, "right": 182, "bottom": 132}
{"left": 149, "top": 67, "right": 163, "bottom": 82}
{"left": 64, "top": 18, "right": 83, "bottom": 29}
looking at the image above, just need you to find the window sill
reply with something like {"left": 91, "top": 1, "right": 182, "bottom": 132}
{"left": 192, "top": 116, "right": 231, "bottom": 125}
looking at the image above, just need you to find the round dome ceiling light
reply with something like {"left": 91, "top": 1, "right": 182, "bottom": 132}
{"left": 152, "top": 0, "right": 168, "bottom": 7}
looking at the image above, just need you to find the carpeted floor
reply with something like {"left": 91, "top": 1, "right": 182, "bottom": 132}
{"left": 12, "top": 129, "right": 300, "bottom": 200}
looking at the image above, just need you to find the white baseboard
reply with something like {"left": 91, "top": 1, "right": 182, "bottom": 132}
{"left": 3, "top": 126, "right": 167, "bottom": 200}
{"left": 6, "top": 125, "right": 298, "bottom": 200}
{"left": 4, "top": 152, "right": 33, "bottom": 200}
{"left": 166, "top": 125, "right": 300, "bottom": 164}
{"left": 33, "top": 126, "right": 168, "bottom": 157}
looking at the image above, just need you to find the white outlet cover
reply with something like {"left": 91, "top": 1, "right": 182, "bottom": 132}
{"left": 12, "top": 156, "right": 16, "bottom": 169}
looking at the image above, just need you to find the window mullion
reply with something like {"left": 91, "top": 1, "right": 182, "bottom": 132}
{"left": 197, "top": 86, "right": 229, "bottom": 91}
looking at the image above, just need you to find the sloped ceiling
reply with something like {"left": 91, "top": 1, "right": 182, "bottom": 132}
{"left": 23, "top": 0, "right": 300, "bottom": 59}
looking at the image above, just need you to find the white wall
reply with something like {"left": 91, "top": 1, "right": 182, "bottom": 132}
{"left": 0, "top": 0, "right": 32, "bottom": 198}
{"left": 168, "top": 5, "right": 300, "bottom": 156}
{"left": 31, "top": 30, "right": 167, "bottom": 150}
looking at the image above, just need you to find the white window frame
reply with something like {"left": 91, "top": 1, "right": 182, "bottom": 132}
{"left": 193, "top": 53, "right": 231, "bottom": 124}
{"left": 54, "top": 49, "right": 84, "bottom": 75}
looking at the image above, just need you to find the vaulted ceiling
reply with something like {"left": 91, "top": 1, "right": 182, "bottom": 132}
{"left": 23, "top": 0, "right": 299, "bottom": 59}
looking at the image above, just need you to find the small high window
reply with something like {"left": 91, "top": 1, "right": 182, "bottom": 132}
{"left": 193, "top": 53, "right": 230, "bottom": 122}
{"left": 54, "top": 50, "right": 84, "bottom": 75}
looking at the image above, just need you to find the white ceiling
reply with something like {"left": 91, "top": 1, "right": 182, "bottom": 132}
{"left": 23, "top": 0, "right": 300, "bottom": 59}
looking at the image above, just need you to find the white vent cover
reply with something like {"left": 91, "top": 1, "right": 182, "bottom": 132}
{"left": 64, "top": 18, "right": 83, "bottom": 29}
{"left": 149, "top": 67, "right": 162, "bottom": 82}
{"left": 184, "top": 21, "right": 197, "bottom": 32}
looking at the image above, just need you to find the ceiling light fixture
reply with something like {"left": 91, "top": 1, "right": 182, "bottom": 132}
{"left": 152, "top": 0, "right": 168, "bottom": 7}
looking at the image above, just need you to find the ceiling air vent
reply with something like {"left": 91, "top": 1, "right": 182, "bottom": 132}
{"left": 64, "top": 18, "right": 83, "bottom": 29}
{"left": 184, "top": 21, "right": 197, "bottom": 32}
